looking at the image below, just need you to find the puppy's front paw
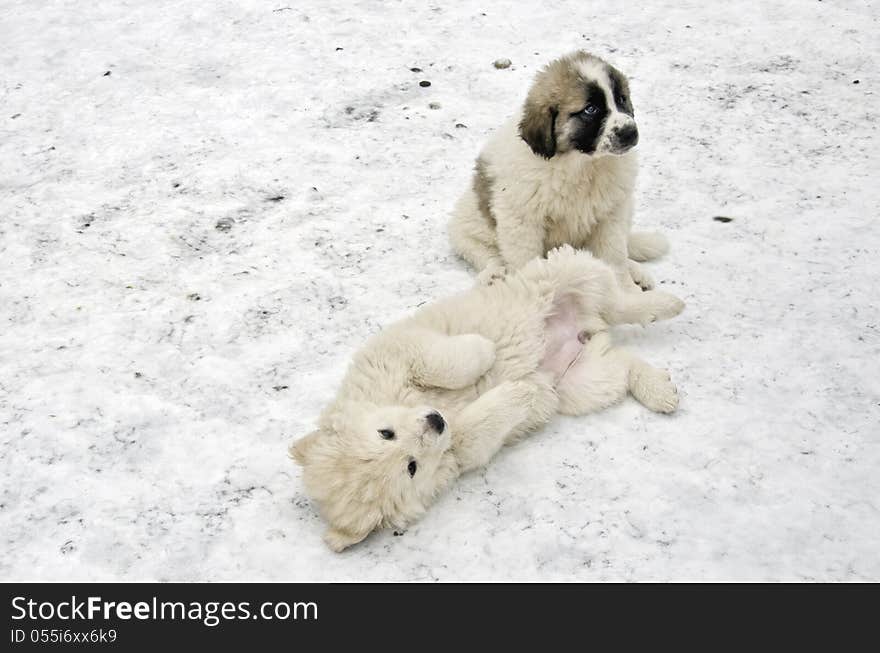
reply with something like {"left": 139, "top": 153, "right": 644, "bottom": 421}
{"left": 631, "top": 367, "right": 679, "bottom": 414}
{"left": 627, "top": 260, "right": 655, "bottom": 291}
{"left": 477, "top": 261, "right": 508, "bottom": 286}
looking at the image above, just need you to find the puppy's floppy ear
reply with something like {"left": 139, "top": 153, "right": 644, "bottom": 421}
{"left": 519, "top": 100, "right": 558, "bottom": 159}
{"left": 289, "top": 429, "right": 323, "bottom": 465}
{"left": 324, "top": 525, "right": 371, "bottom": 552}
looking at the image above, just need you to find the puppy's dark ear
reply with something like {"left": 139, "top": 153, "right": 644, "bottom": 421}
{"left": 289, "top": 429, "right": 323, "bottom": 465}
{"left": 519, "top": 101, "right": 558, "bottom": 159}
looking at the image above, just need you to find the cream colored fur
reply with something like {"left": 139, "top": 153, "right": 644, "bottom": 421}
{"left": 290, "top": 247, "right": 684, "bottom": 552}
{"left": 449, "top": 51, "right": 673, "bottom": 293}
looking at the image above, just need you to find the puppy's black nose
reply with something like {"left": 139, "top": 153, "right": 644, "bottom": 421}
{"left": 425, "top": 412, "right": 445, "bottom": 434}
{"left": 617, "top": 124, "right": 639, "bottom": 147}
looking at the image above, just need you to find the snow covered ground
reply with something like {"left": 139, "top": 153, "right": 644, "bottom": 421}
{"left": 1, "top": 0, "right": 878, "bottom": 581}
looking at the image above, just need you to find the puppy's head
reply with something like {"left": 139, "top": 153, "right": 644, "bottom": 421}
{"left": 519, "top": 51, "right": 637, "bottom": 159}
{"left": 290, "top": 401, "right": 457, "bottom": 552}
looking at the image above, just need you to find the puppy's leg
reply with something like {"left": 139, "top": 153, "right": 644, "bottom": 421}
{"left": 603, "top": 283, "right": 685, "bottom": 327}
{"left": 410, "top": 331, "right": 496, "bottom": 390}
{"left": 556, "top": 332, "right": 630, "bottom": 415}
{"left": 628, "top": 231, "right": 670, "bottom": 262}
{"left": 585, "top": 236, "right": 682, "bottom": 325}
{"left": 451, "top": 381, "right": 535, "bottom": 472}
{"left": 589, "top": 211, "right": 641, "bottom": 293}
{"left": 520, "top": 246, "right": 615, "bottom": 336}
{"left": 557, "top": 332, "right": 678, "bottom": 415}
{"left": 449, "top": 189, "right": 504, "bottom": 273}
{"left": 522, "top": 247, "right": 682, "bottom": 333}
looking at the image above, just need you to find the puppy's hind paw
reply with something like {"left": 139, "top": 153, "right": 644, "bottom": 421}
{"left": 630, "top": 366, "right": 679, "bottom": 414}
{"left": 642, "top": 290, "right": 685, "bottom": 323}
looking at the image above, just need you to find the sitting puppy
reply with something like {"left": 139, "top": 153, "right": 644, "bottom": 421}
{"left": 290, "top": 246, "right": 684, "bottom": 552}
{"left": 449, "top": 50, "right": 671, "bottom": 291}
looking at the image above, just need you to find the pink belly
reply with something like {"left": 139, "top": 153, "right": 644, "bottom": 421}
{"left": 539, "top": 295, "right": 586, "bottom": 384}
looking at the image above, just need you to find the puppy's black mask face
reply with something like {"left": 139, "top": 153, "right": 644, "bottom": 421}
{"left": 569, "top": 70, "right": 637, "bottom": 156}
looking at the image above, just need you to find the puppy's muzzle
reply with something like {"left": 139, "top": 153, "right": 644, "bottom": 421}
{"left": 613, "top": 124, "right": 639, "bottom": 151}
{"left": 425, "top": 412, "right": 446, "bottom": 434}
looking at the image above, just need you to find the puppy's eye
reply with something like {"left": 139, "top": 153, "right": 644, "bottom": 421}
{"left": 582, "top": 104, "right": 599, "bottom": 116}
{"left": 407, "top": 460, "right": 417, "bottom": 477}
{"left": 619, "top": 95, "right": 628, "bottom": 105}
{"left": 378, "top": 429, "right": 395, "bottom": 440}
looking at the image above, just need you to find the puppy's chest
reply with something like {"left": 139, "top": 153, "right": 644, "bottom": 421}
{"left": 539, "top": 166, "right": 631, "bottom": 249}
{"left": 544, "top": 210, "right": 595, "bottom": 250}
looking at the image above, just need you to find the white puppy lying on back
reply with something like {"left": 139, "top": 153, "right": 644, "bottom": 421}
{"left": 290, "top": 247, "right": 684, "bottom": 552}
{"left": 450, "top": 50, "right": 671, "bottom": 291}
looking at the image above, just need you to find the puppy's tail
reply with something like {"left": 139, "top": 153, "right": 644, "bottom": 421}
{"left": 628, "top": 231, "right": 669, "bottom": 262}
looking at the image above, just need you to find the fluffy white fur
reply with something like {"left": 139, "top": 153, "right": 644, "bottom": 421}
{"left": 449, "top": 50, "right": 672, "bottom": 292}
{"left": 290, "top": 247, "right": 684, "bottom": 552}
